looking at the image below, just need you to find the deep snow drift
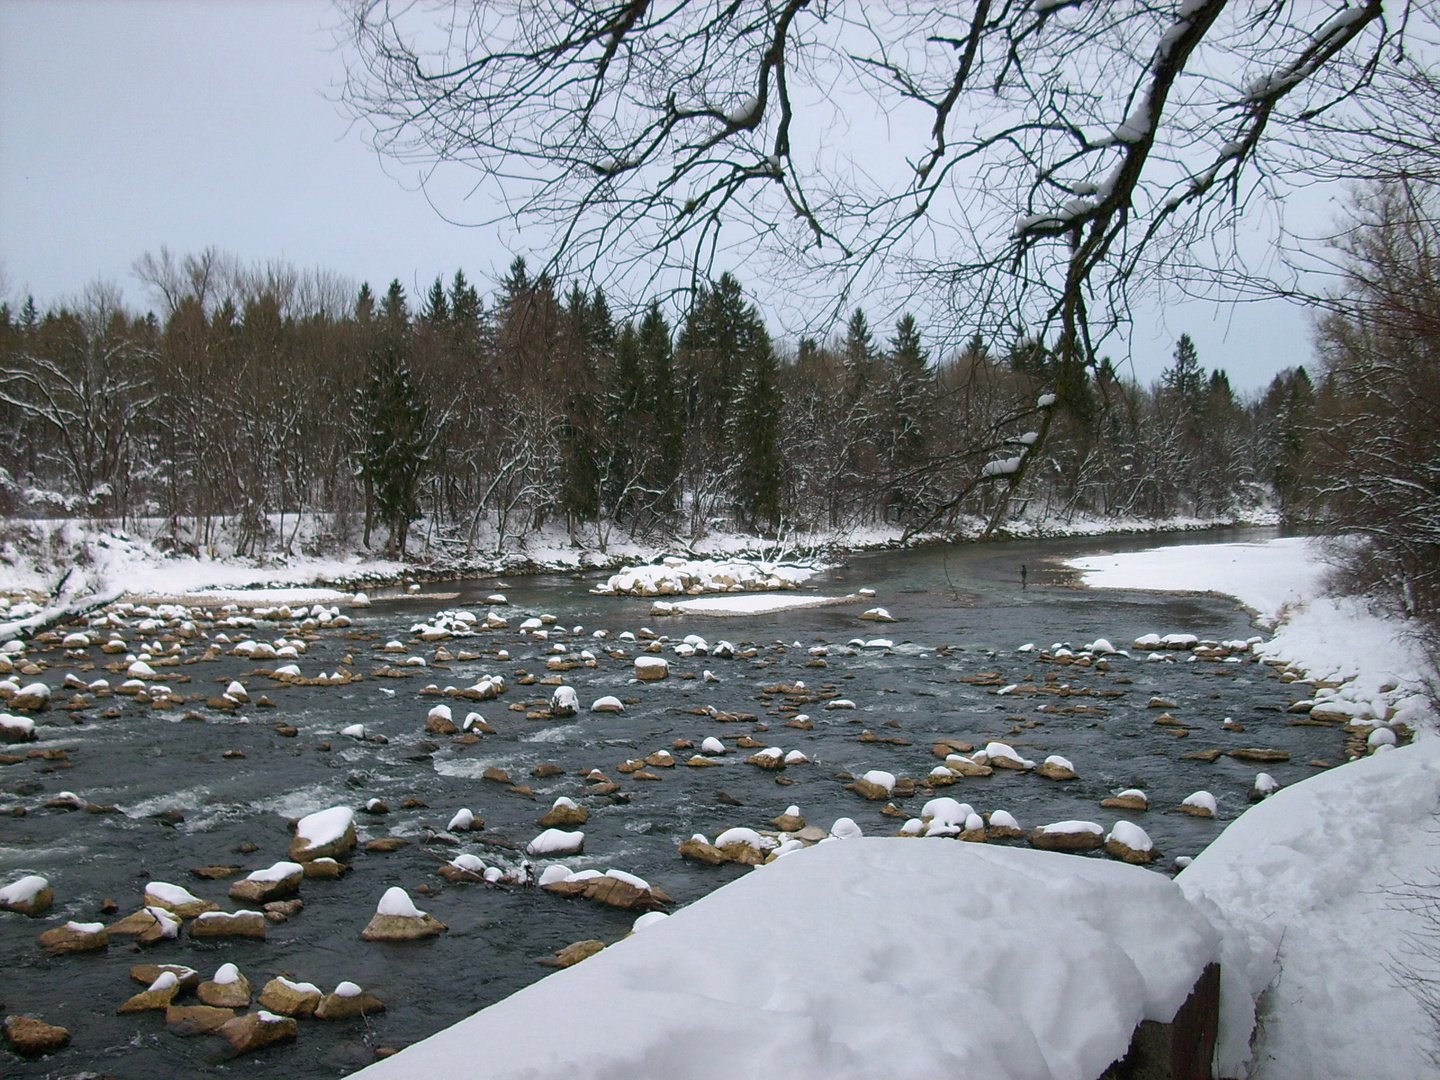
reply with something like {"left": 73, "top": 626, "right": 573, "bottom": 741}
{"left": 354, "top": 840, "right": 1222, "bottom": 1080}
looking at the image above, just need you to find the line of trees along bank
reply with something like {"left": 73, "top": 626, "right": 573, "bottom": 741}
{"left": 0, "top": 252, "right": 1306, "bottom": 558}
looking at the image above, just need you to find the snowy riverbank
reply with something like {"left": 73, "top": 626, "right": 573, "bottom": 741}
{"left": 1071, "top": 535, "right": 1440, "bottom": 1078}
{"left": 0, "top": 512, "right": 1278, "bottom": 602}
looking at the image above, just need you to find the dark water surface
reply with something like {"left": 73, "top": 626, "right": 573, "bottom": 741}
{"left": 1, "top": 529, "right": 1334, "bottom": 1077}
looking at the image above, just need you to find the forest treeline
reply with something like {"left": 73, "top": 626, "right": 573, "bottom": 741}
{"left": 0, "top": 251, "right": 1307, "bottom": 560}
{"left": 0, "top": 252, "right": 1314, "bottom": 554}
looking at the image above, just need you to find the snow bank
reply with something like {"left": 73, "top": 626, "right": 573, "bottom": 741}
{"left": 353, "top": 840, "right": 1219, "bottom": 1080}
{"left": 1066, "top": 536, "right": 1323, "bottom": 625}
{"left": 1180, "top": 739, "right": 1440, "bottom": 1079}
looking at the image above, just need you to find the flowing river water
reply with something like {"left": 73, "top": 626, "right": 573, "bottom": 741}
{"left": 1, "top": 528, "right": 1334, "bottom": 1078}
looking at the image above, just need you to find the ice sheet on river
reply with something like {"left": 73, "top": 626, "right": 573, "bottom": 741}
{"left": 353, "top": 840, "right": 1221, "bottom": 1080}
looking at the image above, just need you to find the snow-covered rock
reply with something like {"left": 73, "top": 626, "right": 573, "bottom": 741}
{"left": 290, "top": 806, "right": 357, "bottom": 861}
{"left": 361, "top": 887, "right": 446, "bottom": 940}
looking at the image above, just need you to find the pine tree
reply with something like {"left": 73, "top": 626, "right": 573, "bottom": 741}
{"left": 381, "top": 279, "right": 409, "bottom": 337}
{"left": 842, "top": 307, "right": 877, "bottom": 402}
{"left": 354, "top": 340, "right": 431, "bottom": 554}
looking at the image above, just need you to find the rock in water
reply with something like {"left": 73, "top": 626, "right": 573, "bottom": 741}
{"left": 538, "top": 797, "right": 588, "bottom": 828}
{"left": 117, "top": 970, "right": 182, "bottom": 1012}
{"left": 289, "top": 805, "right": 357, "bottom": 861}
{"left": 1028, "top": 821, "right": 1105, "bottom": 851}
{"left": 1100, "top": 789, "right": 1149, "bottom": 812}
{"left": 228, "top": 862, "right": 304, "bottom": 904}
{"left": 0, "top": 874, "right": 52, "bottom": 916}
{"left": 1035, "top": 755, "right": 1078, "bottom": 781}
{"left": 258, "top": 977, "right": 322, "bottom": 1017}
{"left": 166, "top": 1004, "right": 235, "bottom": 1036}
{"left": 130, "top": 963, "right": 200, "bottom": 993}
{"left": 143, "top": 881, "right": 218, "bottom": 918}
{"left": 37, "top": 920, "right": 108, "bottom": 954}
{"left": 361, "top": 887, "right": 447, "bottom": 941}
{"left": 539, "top": 940, "right": 605, "bottom": 968}
{"left": 314, "top": 981, "right": 386, "bottom": 1019}
{"left": 3, "top": 1015, "right": 69, "bottom": 1056}
{"left": 198, "top": 963, "right": 252, "bottom": 1008}
{"left": 1104, "top": 820, "right": 1159, "bottom": 864}
{"left": 217, "top": 1010, "right": 298, "bottom": 1055}
{"left": 189, "top": 910, "right": 267, "bottom": 939}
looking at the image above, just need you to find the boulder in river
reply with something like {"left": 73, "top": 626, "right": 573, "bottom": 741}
{"left": 314, "top": 981, "right": 386, "bottom": 1019}
{"left": 228, "top": 862, "right": 303, "bottom": 904}
{"left": 166, "top": 1004, "right": 235, "bottom": 1036}
{"left": 37, "top": 920, "right": 108, "bottom": 954}
{"left": 289, "top": 806, "right": 357, "bottom": 861}
{"left": 258, "top": 977, "right": 322, "bottom": 1017}
{"left": 0, "top": 874, "right": 52, "bottom": 916}
{"left": 143, "top": 881, "right": 218, "bottom": 919}
{"left": 2, "top": 1015, "right": 69, "bottom": 1056}
{"left": 1028, "top": 821, "right": 1104, "bottom": 851}
{"left": 198, "top": 963, "right": 251, "bottom": 1008}
{"left": 361, "top": 887, "right": 447, "bottom": 941}
{"left": 189, "top": 910, "right": 267, "bottom": 939}
{"left": 217, "top": 1010, "right": 297, "bottom": 1055}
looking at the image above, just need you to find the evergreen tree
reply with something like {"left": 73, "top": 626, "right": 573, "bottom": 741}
{"left": 677, "top": 273, "right": 766, "bottom": 447}
{"left": 422, "top": 275, "right": 449, "bottom": 325}
{"left": 354, "top": 283, "right": 375, "bottom": 324}
{"left": 639, "top": 302, "right": 682, "bottom": 501}
{"left": 381, "top": 279, "right": 409, "bottom": 337}
{"left": 841, "top": 307, "right": 877, "bottom": 402}
{"left": 1163, "top": 334, "right": 1206, "bottom": 410}
{"left": 729, "top": 328, "right": 784, "bottom": 530}
{"left": 354, "top": 340, "right": 431, "bottom": 554}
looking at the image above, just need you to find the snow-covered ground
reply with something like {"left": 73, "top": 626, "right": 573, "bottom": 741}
{"left": 355, "top": 840, "right": 1223, "bottom": 1080}
{"left": 1070, "top": 535, "right": 1440, "bottom": 1079}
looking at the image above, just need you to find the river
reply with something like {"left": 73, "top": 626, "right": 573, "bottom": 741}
{"left": 1, "top": 528, "right": 1332, "bottom": 1077}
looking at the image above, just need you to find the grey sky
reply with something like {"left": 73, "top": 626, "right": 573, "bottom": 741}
{"left": 1, "top": 0, "right": 1324, "bottom": 389}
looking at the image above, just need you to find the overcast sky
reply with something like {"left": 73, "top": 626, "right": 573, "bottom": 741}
{"left": 1, "top": 0, "right": 1333, "bottom": 389}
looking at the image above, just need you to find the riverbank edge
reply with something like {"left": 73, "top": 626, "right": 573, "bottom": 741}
{"left": 0, "top": 512, "right": 1281, "bottom": 602}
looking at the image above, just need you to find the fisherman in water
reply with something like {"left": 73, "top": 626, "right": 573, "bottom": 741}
{"left": 1021, "top": 564, "right": 1028, "bottom": 589}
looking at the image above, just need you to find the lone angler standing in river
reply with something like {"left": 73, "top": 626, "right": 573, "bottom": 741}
{"left": 1021, "top": 564, "right": 1028, "bottom": 589}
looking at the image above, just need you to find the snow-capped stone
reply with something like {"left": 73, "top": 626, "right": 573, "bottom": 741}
{"left": 1248, "top": 773, "right": 1281, "bottom": 802}
{"left": 0, "top": 712, "right": 36, "bottom": 742}
{"left": 1105, "top": 821, "right": 1158, "bottom": 864}
{"left": 198, "top": 963, "right": 252, "bottom": 1008}
{"left": 539, "top": 797, "right": 588, "bottom": 828}
{"left": 290, "top": 806, "right": 357, "bottom": 861}
{"left": 550, "top": 685, "right": 579, "bottom": 716}
{"left": 448, "top": 808, "right": 481, "bottom": 832}
{"left": 634, "top": 656, "right": 669, "bottom": 680}
{"left": 0, "top": 874, "right": 52, "bottom": 916}
{"left": 1036, "top": 754, "right": 1078, "bottom": 780}
{"left": 828, "top": 818, "right": 864, "bottom": 840}
{"left": 591, "top": 695, "right": 624, "bottom": 712}
{"left": 189, "top": 909, "right": 267, "bottom": 939}
{"left": 228, "top": 862, "right": 303, "bottom": 904}
{"left": 1028, "top": 820, "right": 1105, "bottom": 851}
{"left": 258, "top": 976, "right": 322, "bottom": 1017}
{"left": 143, "top": 881, "right": 218, "bottom": 918}
{"left": 1101, "top": 789, "right": 1150, "bottom": 811}
{"left": 361, "top": 887, "right": 447, "bottom": 940}
{"left": 315, "top": 981, "right": 387, "bottom": 1019}
{"left": 527, "top": 829, "right": 585, "bottom": 856}
{"left": 37, "top": 920, "right": 109, "bottom": 954}
{"left": 1180, "top": 791, "right": 1218, "bottom": 818}
{"left": 217, "top": 1010, "right": 297, "bottom": 1055}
